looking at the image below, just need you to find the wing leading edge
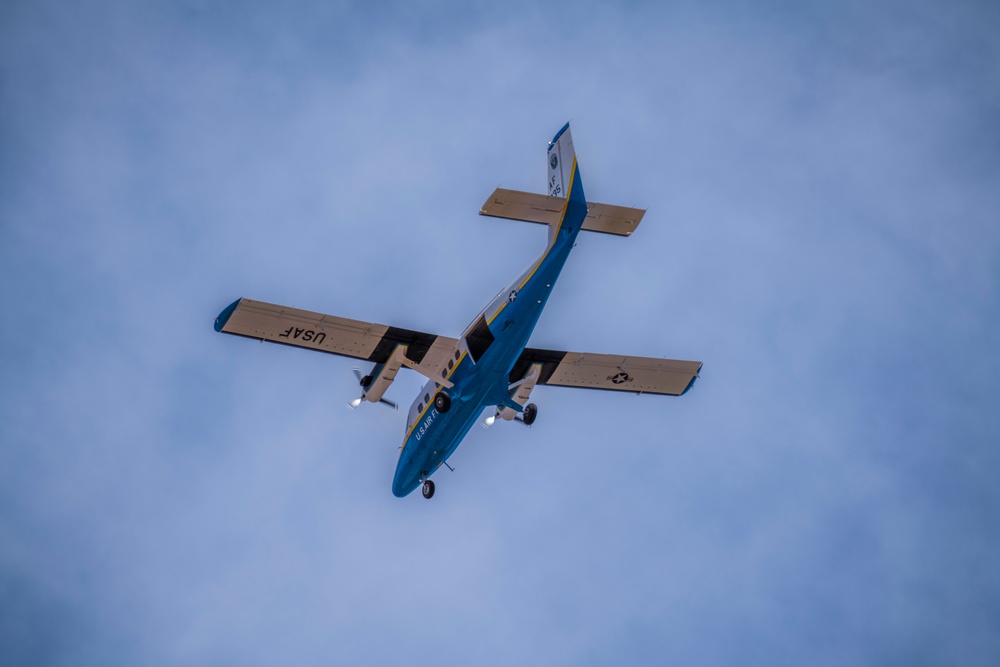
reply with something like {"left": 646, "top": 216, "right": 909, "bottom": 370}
{"left": 214, "top": 298, "right": 460, "bottom": 370}
{"left": 510, "top": 348, "right": 701, "bottom": 396}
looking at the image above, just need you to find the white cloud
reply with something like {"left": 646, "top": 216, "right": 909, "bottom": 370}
{"left": 2, "top": 1, "right": 999, "bottom": 665}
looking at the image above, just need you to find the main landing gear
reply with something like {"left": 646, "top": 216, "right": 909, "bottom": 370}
{"left": 434, "top": 392, "right": 451, "bottom": 413}
{"left": 521, "top": 402, "right": 538, "bottom": 426}
{"left": 422, "top": 479, "right": 435, "bottom": 499}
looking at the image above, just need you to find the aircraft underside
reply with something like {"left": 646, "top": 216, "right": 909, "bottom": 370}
{"left": 214, "top": 123, "right": 702, "bottom": 499}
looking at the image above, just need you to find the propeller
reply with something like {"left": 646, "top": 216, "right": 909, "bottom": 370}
{"left": 346, "top": 368, "right": 397, "bottom": 410}
{"left": 482, "top": 405, "right": 536, "bottom": 428}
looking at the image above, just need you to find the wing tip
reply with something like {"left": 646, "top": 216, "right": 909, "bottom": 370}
{"left": 680, "top": 363, "right": 703, "bottom": 396}
{"left": 214, "top": 298, "right": 242, "bottom": 332}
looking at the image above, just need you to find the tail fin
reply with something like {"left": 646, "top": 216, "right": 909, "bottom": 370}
{"left": 547, "top": 123, "right": 576, "bottom": 198}
{"left": 479, "top": 122, "right": 646, "bottom": 237}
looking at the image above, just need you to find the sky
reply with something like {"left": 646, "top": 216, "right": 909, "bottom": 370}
{"left": 2, "top": 0, "right": 999, "bottom": 664}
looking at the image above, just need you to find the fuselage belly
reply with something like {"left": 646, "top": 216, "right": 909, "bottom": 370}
{"left": 391, "top": 194, "right": 586, "bottom": 497}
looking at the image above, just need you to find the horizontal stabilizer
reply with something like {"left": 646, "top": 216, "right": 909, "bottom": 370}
{"left": 480, "top": 188, "right": 645, "bottom": 237}
{"left": 509, "top": 348, "right": 701, "bottom": 396}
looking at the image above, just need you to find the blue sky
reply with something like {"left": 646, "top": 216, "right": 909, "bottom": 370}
{"left": 2, "top": 1, "right": 999, "bottom": 664}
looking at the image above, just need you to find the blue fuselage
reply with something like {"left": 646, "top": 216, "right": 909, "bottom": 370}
{"left": 391, "top": 177, "right": 588, "bottom": 497}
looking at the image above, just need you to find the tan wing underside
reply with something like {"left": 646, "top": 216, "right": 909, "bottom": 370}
{"left": 547, "top": 353, "right": 700, "bottom": 395}
{"left": 216, "top": 298, "right": 459, "bottom": 371}
{"left": 512, "top": 348, "right": 701, "bottom": 396}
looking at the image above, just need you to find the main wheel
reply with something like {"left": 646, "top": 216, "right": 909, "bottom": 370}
{"left": 359, "top": 374, "right": 373, "bottom": 388}
{"left": 522, "top": 403, "right": 538, "bottom": 426}
{"left": 422, "top": 479, "right": 435, "bottom": 499}
{"left": 434, "top": 392, "right": 451, "bottom": 413}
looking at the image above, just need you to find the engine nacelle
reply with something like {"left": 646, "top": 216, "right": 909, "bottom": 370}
{"left": 362, "top": 344, "right": 408, "bottom": 403}
{"left": 498, "top": 362, "right": 543, "bottom": 420}
{"left": 361, "top": 343, "right": 457, "bottom": 405}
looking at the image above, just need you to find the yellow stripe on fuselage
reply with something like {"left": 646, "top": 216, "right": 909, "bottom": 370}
{"left": 400, "top": 159, "right": 579, "bottom": 452}
{"left": 486, "top": 157, "right": 577, "bottom": 328}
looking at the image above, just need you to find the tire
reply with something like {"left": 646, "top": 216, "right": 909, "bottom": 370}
{"left": 434, "top": 392, "right": 451, "bottom": 413}
{"left": 360, "top": 374, "right": 373, "bottom": 388}
{"left": 422, "top": 480, "right": 435, "bottom": 499}
{"left": 522, "top": 403, "right": 538, "bottom": 426}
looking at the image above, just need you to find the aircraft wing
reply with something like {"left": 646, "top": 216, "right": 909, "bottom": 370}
{"left": 214, "top": 298, "right": 460, "bottom": 369}
{"left": 509, "top": 348, "right": 701, "bottom": 396}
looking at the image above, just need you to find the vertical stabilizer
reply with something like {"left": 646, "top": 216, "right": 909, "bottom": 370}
{"left": 547, "top": 123, "right": 576, "bottom": 198}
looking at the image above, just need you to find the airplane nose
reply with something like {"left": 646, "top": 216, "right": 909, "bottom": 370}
{"left": 391, "top": 475, "right": 418, "bottom": 498}
{"left": 391, "top": 463, "right": 419, "bottom": 498}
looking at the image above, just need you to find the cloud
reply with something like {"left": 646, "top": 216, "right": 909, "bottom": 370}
{"left": 2, "top": 0, "right": 999, "bottom": 665}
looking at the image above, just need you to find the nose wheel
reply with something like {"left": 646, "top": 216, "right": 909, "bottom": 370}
{"left": 421, "top": 479, "right": 435, "bottom": 499}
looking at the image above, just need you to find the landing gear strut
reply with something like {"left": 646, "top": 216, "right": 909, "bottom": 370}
{"left": 522, "top": 403, "right": 538, "bottom": 426}
{"left": 422, "top": 479, "right": 435, "bottom": 499}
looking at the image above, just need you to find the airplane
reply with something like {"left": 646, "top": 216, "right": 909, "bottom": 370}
{"left": 214, "top": 123, "right": 702, "bottom": 499}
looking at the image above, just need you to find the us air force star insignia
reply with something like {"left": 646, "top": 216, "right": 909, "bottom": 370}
{"left": 609, "top": 371, "right": 632, "bottom": 384}
{"left": 508, "top": 289, "right": 518, "bottom": 303}
{"left": 549, "top": 153, "right": 558, "bottom": 170}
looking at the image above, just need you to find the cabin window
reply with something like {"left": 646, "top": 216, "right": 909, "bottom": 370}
{"left": 455, "top": 350, "right": 460, "bottom": 360}
{"left": 418, "top": 403, "right": 423, "bottom": 412}
{"left": 424, "top": 393, "right": 430, "bottom": 403}
{"left": 448, "top": 360, "right": 454, "bottom": 369}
